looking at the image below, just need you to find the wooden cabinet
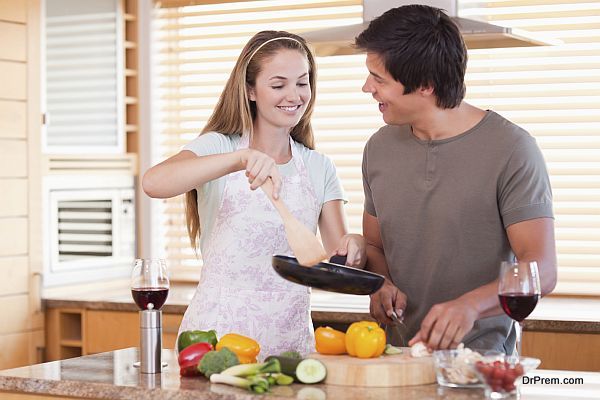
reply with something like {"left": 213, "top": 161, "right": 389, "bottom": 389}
{"left": 523, "top": 331, "right": 600, "bottom": 372}
{"left": 45, "top": 308, "right": 85, "bottom": 360}
{"left": 45, "top": 306, "right": 600, "bottom": 372}
{"left": 46, "top": 308, "right": 182, "bottom": 360}
{"left": 86, "top": 310, "right": 182, "bottom": 354}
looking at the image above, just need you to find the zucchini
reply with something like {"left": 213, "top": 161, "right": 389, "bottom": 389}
{"left": 264, "top": 356, "right": 301, "bottom": 380}
{"left": 264, "top": 356, "right": 327, "bottom": 384}
{"left": 295, "top": 359, "right": 327, "bottom": 384}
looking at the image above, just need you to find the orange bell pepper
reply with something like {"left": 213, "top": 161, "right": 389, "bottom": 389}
{"left": 315, "top": 326, "right": 346, "bottom": 355}
{"left": 216, "top": 333, "right": 260, "bottom": 364}
{"left": 345, "top": 321, "right": 386, "bottom": 359}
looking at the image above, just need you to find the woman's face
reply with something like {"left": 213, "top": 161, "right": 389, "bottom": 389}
{"left": 248, "top": 49, "right": 311, "bottom": 131}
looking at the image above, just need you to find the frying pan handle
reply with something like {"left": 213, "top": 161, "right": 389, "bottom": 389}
{"left": 329, "top": 254, "right": 347, "bottom": 265}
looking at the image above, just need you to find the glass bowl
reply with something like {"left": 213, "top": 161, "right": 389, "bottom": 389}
{"left": 469, "top": 355, "right": 541, "bottom": 399}
{"left": 433, "top": 348, "right": 487, "bottom": 388}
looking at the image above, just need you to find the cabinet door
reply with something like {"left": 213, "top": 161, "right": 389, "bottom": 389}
{"left": 523, "top": 331, "right": 600, "bottom": 371}
{"left": 86, "top": 310, "right": 182, "bottom": 354}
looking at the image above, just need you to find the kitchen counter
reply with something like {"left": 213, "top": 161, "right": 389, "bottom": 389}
{"left": 1, "top": 347, "right": 599, "bottom": 400}
{"left": 43, "top": 281, "right": 600, "bottom": 333}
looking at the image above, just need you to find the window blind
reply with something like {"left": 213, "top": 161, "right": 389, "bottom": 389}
{"left": 153, "top": 0, "right": 600, "bottom": 294}
{"left": 45, "top": 0, "right": 124, "bottom": 153}
{"left": 459, "top": 0, "right": 600, "bottom": 294}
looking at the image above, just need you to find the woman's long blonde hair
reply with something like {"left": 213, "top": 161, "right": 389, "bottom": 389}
{"left": 185, "top": 31, "right": 318, "bottom": 252}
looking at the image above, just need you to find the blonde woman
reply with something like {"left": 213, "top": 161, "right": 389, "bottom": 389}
{"left": 143, "top": 31, "right": 365, "bottom": 358}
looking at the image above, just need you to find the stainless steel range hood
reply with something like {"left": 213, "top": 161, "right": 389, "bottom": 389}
{"left": 302, "top": 0, "right": 560, "bottom": 56}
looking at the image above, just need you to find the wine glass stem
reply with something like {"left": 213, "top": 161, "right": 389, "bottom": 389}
{"left": 515, "top": 320, "right": 522, "bottom": 358}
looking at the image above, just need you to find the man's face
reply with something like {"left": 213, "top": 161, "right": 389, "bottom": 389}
{"left": 362, "top": 52, "right": 422, "bottom": 126}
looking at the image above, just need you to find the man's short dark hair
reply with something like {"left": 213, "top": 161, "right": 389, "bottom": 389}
{"left": 355, "top": 4, "right": 467, "bottom": 109}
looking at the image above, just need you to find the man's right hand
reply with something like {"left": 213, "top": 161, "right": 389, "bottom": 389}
{"left": 369, "top": 279, "right": 407, "bottom": 326}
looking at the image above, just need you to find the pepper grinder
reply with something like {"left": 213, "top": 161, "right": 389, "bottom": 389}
{"left": 140, "top": 306, "right": 162, "bottom": 374}
{"left": 131, "top": 259, "right": 170, "bottom": 374}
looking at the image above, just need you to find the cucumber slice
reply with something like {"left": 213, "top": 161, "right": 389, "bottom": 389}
{"left": 295, "top": 359, "right": 327, "bottom": 384}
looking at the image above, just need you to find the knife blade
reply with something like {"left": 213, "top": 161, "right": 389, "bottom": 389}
{"left": 383, "top": 308, "right": 408, "bottom": 347}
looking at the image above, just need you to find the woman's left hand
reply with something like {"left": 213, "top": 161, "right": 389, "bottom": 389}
{"left": 332, "top": 234, "right": 366, "bottom": 268}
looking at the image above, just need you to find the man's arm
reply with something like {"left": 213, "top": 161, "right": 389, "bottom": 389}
{"left": 363, "top": 211, "right": 407, "bottom": 326}
{"left": 507, "top": 217, "right": 557, "bottom": 296}
{"left": 410, "top": 217, "right": 557, "bottom": 350}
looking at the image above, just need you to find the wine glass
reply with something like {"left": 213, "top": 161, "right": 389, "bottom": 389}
{"left": 498, "top": 260, "right": 541, "bottom": 358}
{"left": 131, "top": 259, "right": 169, "bottom": 370}
{"left": 131, "top": 259, "right": 169, "bottom": 311}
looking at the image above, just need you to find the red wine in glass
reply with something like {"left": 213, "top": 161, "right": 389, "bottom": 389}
{"left": 498, "top": 292, "right": 540, "bottom": 322}
{"left": 131, "top": 287, "right": 169, "bottom": 310}
{"left": 498, "top": 260, "right": 541, "bottom": 357}
{"left": 130, "top": 259, "right": 169, "bottom": 370}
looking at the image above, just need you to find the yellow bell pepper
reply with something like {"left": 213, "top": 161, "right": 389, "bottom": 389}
{"left": 345, "top": 321, "right": 386, "bottom": 359}
{"left": 315, "top": 326, "right": 346, "bottom": 355}
{"left": 216, "top": 333, "right": 260, "bottom": 364}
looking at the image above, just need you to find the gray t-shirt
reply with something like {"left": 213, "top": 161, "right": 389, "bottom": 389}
{"left": 362, "top": 111, "right": 553, "bottom": 352}
{"left": 183, "top": 132, "right": 346, "bottom": 253}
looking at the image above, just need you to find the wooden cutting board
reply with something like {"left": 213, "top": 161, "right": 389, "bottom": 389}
{"left": 309, "top": 350, "right": 435, "bottom": 387}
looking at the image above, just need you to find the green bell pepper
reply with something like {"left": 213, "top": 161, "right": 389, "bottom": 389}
{"left": 177, "top": 329, "right": 218, "bottom": 352}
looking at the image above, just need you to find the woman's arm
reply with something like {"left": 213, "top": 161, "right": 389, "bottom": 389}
{"left": 318, "top": 200, "right": 366, "bottom": 267}
{"left": 143, "top": 148, "right": 283, "bottom": 199}
{"left": 142, "top": 150, "right": 245, "bottom": 199}
{"left": 318, "top": 200, "right": 347, "bottom": 254}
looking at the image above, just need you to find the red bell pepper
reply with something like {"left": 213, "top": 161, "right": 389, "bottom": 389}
{"left": 178, "top": 341, "right": 212, "bottom": 376}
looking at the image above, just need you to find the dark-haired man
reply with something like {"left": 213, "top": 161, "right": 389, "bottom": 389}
{"left": 356, "top": 5, "right": 557, "bottom": 352}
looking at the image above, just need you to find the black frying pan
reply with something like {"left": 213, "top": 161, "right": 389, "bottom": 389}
{"left": 272, "top": 255, "right": 385, "bottom": 295}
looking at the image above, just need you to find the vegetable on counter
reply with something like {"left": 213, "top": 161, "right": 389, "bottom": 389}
{"left": 264, "top": 355, "right": 327, "bottom": 384}
{"left": 178, "top": 342, "right": 213, "bottom": 377}
{"left": 198, "top": 347, "right": 239, "bottom": 378}
{"left": 210, "top": 374, "right": 270, "bottom": 394}
{"left": 272, "top": 373, "right": 294, "bottom": 385}
{"left": 210, "top": 359, "right": 295, "bottom": 393}
{"left": 345, "top": 321, "right": 386, "bottom": 359}
{"left": 279, "top": 350, "right": 302, "bottom": 359}
{"left": 221, "top": 358, "right": 281, "bottom": 377}
{"left": 177, "top": 329, "right": 218, "bottom": 352}
{"left": 315, "top": 326, "right": 346, "bottom": 355}
{"left": 265, "top": 355, "right": 301, "bottom": 381}
{"left": 216, "top": 333, "right": 260, "bottom": 364}
{"left": 295, "top": 359, "right": 327, "bottom": 384}
{"left": 384, "top": 344, "right": 403, "bottom": 355}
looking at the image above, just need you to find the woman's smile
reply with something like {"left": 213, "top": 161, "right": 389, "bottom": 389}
{"left": 277, "top": 104, "right": 302, "bottom": 114}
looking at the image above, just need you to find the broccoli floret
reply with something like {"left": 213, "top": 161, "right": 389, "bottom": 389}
{"left": 198, "top": 348, "right": 239, "bottom": 378}
{"left": 279, "top": 351, "right": 302, "bottom": 359}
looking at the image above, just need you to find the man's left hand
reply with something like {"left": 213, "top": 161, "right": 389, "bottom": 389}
{"left": 408, "top": 297, "right": 479, "bottom": 350}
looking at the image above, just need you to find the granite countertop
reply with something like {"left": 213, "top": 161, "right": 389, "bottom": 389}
{"left": 2, "top": 348, "right": 600, "bottom": 400}
{"left": 42, "top": 281, "right": 600, "bottom": 333}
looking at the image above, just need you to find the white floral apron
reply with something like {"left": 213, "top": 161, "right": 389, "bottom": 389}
{"left": 178, "top": 134, "right": 320, "bottom": 359}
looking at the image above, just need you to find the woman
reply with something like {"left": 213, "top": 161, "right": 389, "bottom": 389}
{"left": 143, "top": 31, "right": 365, "bottom": 358}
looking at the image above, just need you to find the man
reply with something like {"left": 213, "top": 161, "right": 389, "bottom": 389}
{"left": 356, "top": 5, "right": 557, "bottom": 352}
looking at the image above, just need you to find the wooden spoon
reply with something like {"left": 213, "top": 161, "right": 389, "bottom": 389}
{"left": 261, "top": 179, "right": 327, "bottom": 266}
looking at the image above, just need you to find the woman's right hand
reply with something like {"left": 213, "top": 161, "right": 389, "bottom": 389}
{"left": 239, "top": 149, "right": 283, "bottom": 199}
{"left": 369, "top": 279, "right": 407, "bottom": 326}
